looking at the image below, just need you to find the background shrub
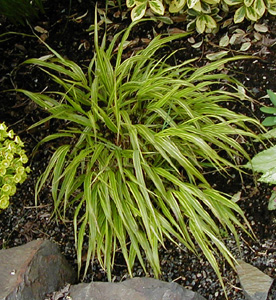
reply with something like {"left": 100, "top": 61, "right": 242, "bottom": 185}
{"left": 126, "top": 0, "right": 276, "bottom": 33}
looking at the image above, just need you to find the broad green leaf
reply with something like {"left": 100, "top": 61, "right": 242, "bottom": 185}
{"left": 193, "top": 0, "right": 202, "bottom": 11}
{"left": 267, "top": 4, "right": 276, "bottom": 15}
{"left": 205, "top": 15, "right": 217, "bottom": 29}
{"left": 244, "top": 0, "right": 254, "bottom": 6}
{"left": 169, "top": 0, "right": 186, "bottom": 12}
{"left": 196, "top": 15, "right": 206, "bottom": 33}
{"left": 260, "top": 106, "right": 276, "bottom": 114}
{"left": 267, "top": 90, "right": 276, "bottom": 106}
{"left": 131, "top": 2, "right": 147, "bottom": 21}
{"left": 223, "top": 0, "right": 242, "bottom": 4}
{"left": 126, "top": 0, "right": 136, "bottom": 7}
{"left": 201, "top": 1, "right": 211, "bottom": 14}
{"left": 262, "top": 116, "right": 276, "bottom": 126}
{"left": 234, "top": 6, "right": 246, "bottom": 23}
{"left": 254, "top": 0, "right": 266, "bottom": 16}
{"left": 149, "top": 0, "right": 165, "bottom": 15}
{"left": 246, "top": 6, "right": 259, "bottom": 21}
{"left": 187, "top": 0, "right": 200, "bottom": 9}
{"left": 256, "top": 166, "right": 276, "bottom": 184}
{"left": 244, "top": 145, "right": 276, "bottom": 184}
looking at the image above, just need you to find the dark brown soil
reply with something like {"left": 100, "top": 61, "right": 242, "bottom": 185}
{"left": 0, "top": 1, "right": 275, "bottom": 299}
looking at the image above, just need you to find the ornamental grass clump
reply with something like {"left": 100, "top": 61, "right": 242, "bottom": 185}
{"left": 0, "top": 122, "right": 30, "bottom": 210}
{"left": 18, "top": 17, "right": 261, "bottom": 288}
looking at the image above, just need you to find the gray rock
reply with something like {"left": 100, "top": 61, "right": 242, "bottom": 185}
{"left": 0, "top": 240, "right": 76, "bottom": 300}
{"left": 236, "top": 259, "right": 274, "bottom": 300}
{"left": 69, "top": 277, "right": 207, "bottom": 300}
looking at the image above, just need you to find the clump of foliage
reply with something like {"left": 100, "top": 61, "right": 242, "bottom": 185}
{"left": 245, "top": 90, "right": 276, "bottom": 210}
{"left": 126, "top": 0, "right": 276, "bottom": 33}
{"left": 18, "top": 16, "right": 261, "bottom": 289}
{"left": 0, "top": 123, "right": 30, "bottom": 210}
{"left": 0, "top": 0, "right": 44, "bottom": 25}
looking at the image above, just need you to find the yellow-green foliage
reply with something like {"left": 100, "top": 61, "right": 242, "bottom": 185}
{"left": 0, "top": 123, "right": 30, "bottom": 210}
{"left": 126, "top": 0, "right": 276, "bottom": 33}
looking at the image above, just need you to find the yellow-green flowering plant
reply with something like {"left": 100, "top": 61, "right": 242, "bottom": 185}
{"left": 0, "top": 122, "right": 30, "bottom": 210}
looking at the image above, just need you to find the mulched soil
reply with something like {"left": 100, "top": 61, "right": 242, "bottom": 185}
{"left": 0, "top": 1, "right": 275, "bottom": 299}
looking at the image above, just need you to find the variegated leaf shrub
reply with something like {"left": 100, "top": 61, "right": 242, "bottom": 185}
{"left": 126, "top": 0, "right": 276, "bottom": 33}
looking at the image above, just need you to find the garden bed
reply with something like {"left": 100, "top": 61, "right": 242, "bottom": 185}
{"left": 0, "top": 1, "right": 275, "bottom": 299}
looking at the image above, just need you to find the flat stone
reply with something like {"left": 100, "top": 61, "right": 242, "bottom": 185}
{"left": 0, "top": 240, "right": 76, "bottom": 300}
{"left": 69, "top": 277, "right": 207, "bottom": 300}
{"left": 236, "top": 259, "right": 274, "bottom": 300}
